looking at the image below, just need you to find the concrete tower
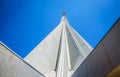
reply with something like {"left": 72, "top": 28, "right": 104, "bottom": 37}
{"left": 24, "top": 13, "right": 93, "bottom": 77}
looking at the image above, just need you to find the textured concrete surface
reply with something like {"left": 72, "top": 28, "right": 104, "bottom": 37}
{"left": 0, "top": 42, "right": 44, "bottom": 77}
{"left": 72, "top": 18, "right": 120, "bottom": 77}
{"left": 24, "top": 14, "right": 93, "bottom": 77}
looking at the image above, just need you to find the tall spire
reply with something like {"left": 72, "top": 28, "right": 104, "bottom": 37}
{"left": 24, "top": 14, "right": 93, "bottom": 77}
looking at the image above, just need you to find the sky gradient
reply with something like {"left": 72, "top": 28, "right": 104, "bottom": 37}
{"left": 0, "top": 0, "right": 120, "bottom": 58}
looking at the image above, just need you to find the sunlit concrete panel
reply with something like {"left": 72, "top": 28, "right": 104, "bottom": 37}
{"left": 25, "top": 24, "right": 63, "bottom": 75}
{"left": 0, "top": 42, "right": 44, "bottom": 77}
{"left": 72, "top": 18, "right": 120, "bottom": 77}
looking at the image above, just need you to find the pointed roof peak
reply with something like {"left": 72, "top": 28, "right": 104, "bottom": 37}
{"left": 25, "top": 13, "right": 93, "bottom": 76}
{"left": 61, "top": 12, "right": 67, "bottom": 21}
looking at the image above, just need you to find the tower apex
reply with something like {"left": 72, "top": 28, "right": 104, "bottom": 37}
{"left": 62, "top": 12, "right": 66, "bottom": 16}
{"left": 61, "top": 12, "right": 67, "bottom": 21}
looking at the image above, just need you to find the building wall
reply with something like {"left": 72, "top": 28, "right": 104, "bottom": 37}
{"left": 72, "top": 18, "right": 120, "bottom": 77}
{"left": 0, "top": 43, "right": 44, "bottom": 77}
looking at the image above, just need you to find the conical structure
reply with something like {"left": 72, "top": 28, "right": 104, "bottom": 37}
{"left": 24, "top": 13, "right": 93, "bottom": 77}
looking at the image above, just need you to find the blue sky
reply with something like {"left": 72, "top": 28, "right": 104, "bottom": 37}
{"left": 0, "top": 0, "right": 120, "bottom": 58}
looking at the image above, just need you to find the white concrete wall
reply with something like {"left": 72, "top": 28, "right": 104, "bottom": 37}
{"left": 72, "top": 18, "right": 120, "bottom": 77}
{"left": 0, "top": 42, "right": 44, "bottom": 77}
{"left": 24, "top": 24, "right": 63, "bottom": 75}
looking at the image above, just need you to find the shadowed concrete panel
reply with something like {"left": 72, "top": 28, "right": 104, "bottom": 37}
{"left": 65, "top": 23, "right": 92, "bottom": 70}
{"left": 66, "top": 25, "right": 85, "bottom": 70}
{"left": 0, "top": 42, "right": 44, "bottom": 77}
{"left": 103, "top": 20, "right": 120, "bottom": 67}
{"left": 72, "top": 18, "right": 120, "bottom": 77}
{"left": 72, "top": 42, "right": 113, "bottom": 77}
